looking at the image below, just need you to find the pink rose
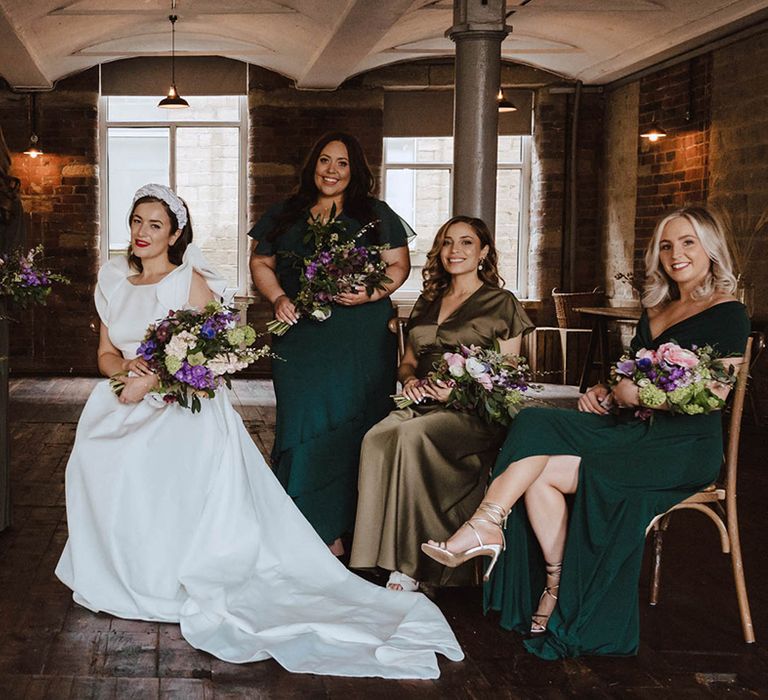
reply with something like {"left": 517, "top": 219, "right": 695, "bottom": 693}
{"left": 635, "top": 348, "right": 658, "bottom": 364}
{"left": 444, "top": 352, "right": 466, "bottom": 378}
{"left": 657, "top": 342, "right": 699, "bottom": 369}
{"left": 476, "top": 373, "right": 493, "bottom": 391}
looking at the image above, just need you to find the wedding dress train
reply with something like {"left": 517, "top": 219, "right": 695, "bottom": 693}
{"left": 55, "top": 246, "right": 463, "bottom": 678}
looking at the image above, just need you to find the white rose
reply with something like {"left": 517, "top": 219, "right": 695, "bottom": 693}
{"left": 448, "top": 364, "right": 466, "bottom": 378}
{"left": 311, "top": 307, "right": 332, "bottom": 322}
{"left": 465, "top": 357, "right": 487, "bottom": 378}
{"left": 166, "top": 330, "right": 197, "bottom": 360}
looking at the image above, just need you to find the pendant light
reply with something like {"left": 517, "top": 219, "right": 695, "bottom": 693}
{"left": 158, "top": 11, "right": 189, "bottom": 109}
{"left": 23, "top": 93, "right": 44, "bottom": 158}
{"left": 497, "top": 89, "right": 517, "bottom": 113}
{"left": 640, "top": 122, "right": 667, "bottom": 142}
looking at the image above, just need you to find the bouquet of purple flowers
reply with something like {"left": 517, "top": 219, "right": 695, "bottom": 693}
{"left": 610, "top": 341, "right": 737, "bottom": 420}
{"left": 0, "top": 245, "right": 69, "bottom": 310}
{"left": 392, "top": 343, "right": 538, "bottom": 426}
{"left": 110, "top": 301, "right": 275, "bottom": 412}
{"left": 267, "top": 207, "right": 391, "bottom": 336}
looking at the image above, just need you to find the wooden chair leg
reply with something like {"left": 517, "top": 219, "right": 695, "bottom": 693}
{"left": 649, "top": 521, "right": 664, "bottom": 606}
{"left": 727, "top": 517, "right": 756, "bottom": 643}
{"left": 558, "top": 329, "right": 568, "bottom": 384}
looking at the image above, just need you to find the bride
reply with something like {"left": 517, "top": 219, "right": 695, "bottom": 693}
{"left": 54, "top": 184, "right": 462, "bottom": 678}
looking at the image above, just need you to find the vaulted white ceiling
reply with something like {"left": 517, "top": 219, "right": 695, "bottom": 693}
{"left": 0, "top": 0, "right": 767, "bottom": 90}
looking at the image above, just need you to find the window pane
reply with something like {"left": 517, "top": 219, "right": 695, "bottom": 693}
{"left": 495, "top": 169, "right": 522, "bottom": 290}
{"left": 107, "top": 96, "right": 240, "bottom": 122}
{"left": 385, "top": 167, "right": 450, "bottom": 293}
{"left": 384, "top": 138, "right": 415, "bottom": 163}
{"left": 176, "top": 127, "right": 240, "bottom": 289}
{"left": 414, "top": 137, "right": 453, "bottom": 164}
{"left": 108, "top": 128, "right": 170, "bottom": 253}
{"left": 498, "top": 136, "right": 523, "bottom": 164}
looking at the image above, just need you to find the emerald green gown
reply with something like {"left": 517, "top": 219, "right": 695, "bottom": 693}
{"left": 484, "top": 301, "right": 750, "bottom": 659}
{"left": 248, "top": 199, "right": 408, "bottom": 544}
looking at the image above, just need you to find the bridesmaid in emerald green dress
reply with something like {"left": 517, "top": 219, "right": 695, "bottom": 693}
{"left": 249, "top": 132, "right": 410, "bottom": 556}
{"left": 421, "top": 206, "right": 750, "bottom": 658}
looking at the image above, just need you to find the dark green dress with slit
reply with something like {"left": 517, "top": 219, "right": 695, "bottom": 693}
{"left": 248, "top": 199, "right": 408, "bottom": 544}
{"left": 484, "top": 301, "right": 750, "bottom": 659}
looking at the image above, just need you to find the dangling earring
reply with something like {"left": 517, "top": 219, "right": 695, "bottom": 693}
{"left": 478, "top": 258, "right": 485, "bottom": 271}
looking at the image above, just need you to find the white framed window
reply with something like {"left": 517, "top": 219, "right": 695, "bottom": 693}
{"left": 383, "top": 135, "right": 531, "bottom": 297}
{"left": 99, "top": 95, "right": 248, "bottom": 295}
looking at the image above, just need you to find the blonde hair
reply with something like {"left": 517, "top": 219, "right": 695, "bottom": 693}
{"left": 421, "top": 216, "right": 503, "bottom": 301}
{"left": 642, "top": 206, "right": 737, "bottom": 308}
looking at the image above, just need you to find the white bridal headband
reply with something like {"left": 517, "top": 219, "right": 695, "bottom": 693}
{"left": 132, "top": 183, "right": 188, "bottom": 230}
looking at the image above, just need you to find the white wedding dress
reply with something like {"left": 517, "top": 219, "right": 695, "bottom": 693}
{"left": 55, "top": 246, "right": 463, "bottom": 679}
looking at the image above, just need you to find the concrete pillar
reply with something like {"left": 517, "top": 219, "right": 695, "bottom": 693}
{"left": 448, "top": 0, "right": 511, "bottom": 233}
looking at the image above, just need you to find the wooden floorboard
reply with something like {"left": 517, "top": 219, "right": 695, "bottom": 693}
{"left": 0, "top": 378, "right": 766, "bottom": 698}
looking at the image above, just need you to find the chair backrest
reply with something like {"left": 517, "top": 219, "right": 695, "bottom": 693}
{"left": 551, "top": 287, "right": 605, "bottom": 330}
{"left": 723, "top": 332, "right": 760, "bottom": 495}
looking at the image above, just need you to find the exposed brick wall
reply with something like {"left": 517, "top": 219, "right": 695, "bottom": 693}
{"left": 528, "top": 90, "right": 565, "bottom": 315}
{"left": 634, "top": 56, "right": 712, "bottom": 266}
{"left": 573, "top": 91, "right": 604, "bottom": 293}
{"left": 528, "top": 89, "right": 604, "bottom": 323}
{"left": 0, "top": 69, "right": 100, "bottom": 375}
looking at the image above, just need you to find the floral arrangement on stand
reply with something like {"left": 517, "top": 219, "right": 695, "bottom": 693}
{"left": 610, "top": 341, "right": 738, "bottom": 420}
{"left": 0, "top": 245, "right": 69, "bottom": 312}
{"left": 110, "top": 301, "right": 276, "bottom": 413}
{"left": 267, "top": 206, "right": 392, "bottom": 336}
{"left": 391, "top": 343, "right": 539, "bottom": 427}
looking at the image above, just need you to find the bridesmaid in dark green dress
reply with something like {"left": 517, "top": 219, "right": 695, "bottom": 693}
{"left": 421, "top": 206, "right": 750, "bottom": 658}
{"left": 249, "top": 132, "right": 410, "bottom": 555}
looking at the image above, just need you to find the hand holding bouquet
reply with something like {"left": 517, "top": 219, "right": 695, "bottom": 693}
{"left": 267, "top": 207, "right": 392, "bottom": 336}
{"left": 392, "top": 343, "right": 538, "bottom": 426}
{"left": 610, "top": 341, "right": 737, "bottom": 420}
{"left": 0, "top": 245, "right": 69, "bottom": 310}
{"left": 110, "top": 301, "right": 276, "bottom": 412}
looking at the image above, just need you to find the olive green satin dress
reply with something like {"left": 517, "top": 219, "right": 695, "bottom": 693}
{"left": 484, "top": 301, "right": 750, "bottom": 659}
{"left": 350, "top": 285, "right": 534, "bottom": 585}
{"left": 248, "top": 199, "right": 408, "bottom": 544}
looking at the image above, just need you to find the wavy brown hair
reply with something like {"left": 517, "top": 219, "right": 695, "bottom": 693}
{"left": 421, "top": 216, "right": 503, "bottom": 301}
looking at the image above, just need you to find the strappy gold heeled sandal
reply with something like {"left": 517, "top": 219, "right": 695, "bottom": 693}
{"left": 420, "top": 502, "right": 508, "bottom": 581}
{"left": 530, "top": 561, "right": 562, "bottom": 635}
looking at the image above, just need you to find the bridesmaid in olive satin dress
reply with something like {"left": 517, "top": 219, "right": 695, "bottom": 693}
{"left": 350, "top": 216, "right": 533, "bottom": 591}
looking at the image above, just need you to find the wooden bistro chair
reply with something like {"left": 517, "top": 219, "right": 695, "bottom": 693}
{"left": 551, "top": 287, "right": 605, "bottom": 385}
{"left": 646, "top": 331, "right": 764, "bottom": 644}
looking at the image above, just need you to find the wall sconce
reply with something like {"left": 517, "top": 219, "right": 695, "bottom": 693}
{"left": 158, "top": 10, "right": 189, "bottom": 109}
{"left": 641, "top": 120, "right": 667, "bottom": 143}
{"left": 497, "top": 89, "right": 517, "bottom": 113}
{"left": 23, "top": 93, "right": 44, "bottom": 158}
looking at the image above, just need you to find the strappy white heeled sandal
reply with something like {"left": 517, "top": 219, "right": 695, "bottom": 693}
{"left": 420, "top": 501, "right": 508, "bottom": 581}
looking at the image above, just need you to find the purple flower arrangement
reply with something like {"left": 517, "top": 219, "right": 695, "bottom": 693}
{"left": 267, "top": 206, "right": 392, "bottom": 336}
{"left": 610, "top": 341, "right": 738, "bottom": 419}
{"left": 392, "top": 343, "right": 539, "bottom": 427}
{"left": 0, "top": 246, "right": 69, "bottom": 310}
{"left": 110, "top": 301, "right": 276, "bottom": 413}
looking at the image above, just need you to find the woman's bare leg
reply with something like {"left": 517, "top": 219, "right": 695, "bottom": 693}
{"left": 426, "top": 455, "right": 549, "bottom": 553}
{"left": 524, "top": 455, "right": 580, "bottom": 628}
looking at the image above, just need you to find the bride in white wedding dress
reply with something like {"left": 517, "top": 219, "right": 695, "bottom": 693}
{"left": 55, "top": 184, "right": 463, "bottom": 679}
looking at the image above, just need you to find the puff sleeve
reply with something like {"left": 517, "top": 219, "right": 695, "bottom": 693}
{"left": 94, "top": 257, "right": 130, "bottom": 327}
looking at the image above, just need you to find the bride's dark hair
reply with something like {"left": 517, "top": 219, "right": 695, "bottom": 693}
{"left": 127, "top": 196, "right": 194, "bottom": 272}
